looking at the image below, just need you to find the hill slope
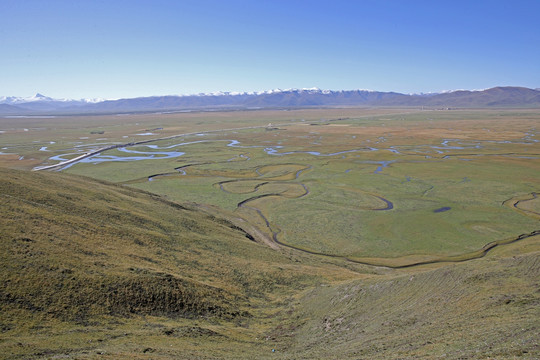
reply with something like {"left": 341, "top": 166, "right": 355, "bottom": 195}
{"left": 1, "top": 169, "right": 252, "bottom": 320}
{"left": 0, "top": 103, "right": 27, "bottom": 114}
{"left": 280, "top": 251, "right": 540, "bottom": 359}
{"left": 1, "top": 168, "right": 538, "bottom": 359}
{"left": 0, "top": 168, "right": 334, "bottom": 358}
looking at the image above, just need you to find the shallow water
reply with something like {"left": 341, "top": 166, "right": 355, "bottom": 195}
{"left": 51, "top": 137, "right": 401, "bottom": 170}
{"left": 264, "top": 146, "right": 372, "bottom": 157}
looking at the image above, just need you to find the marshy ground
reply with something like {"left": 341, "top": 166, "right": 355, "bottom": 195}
{"left": 1, "top": 108, "right": 539, "bottom": 358}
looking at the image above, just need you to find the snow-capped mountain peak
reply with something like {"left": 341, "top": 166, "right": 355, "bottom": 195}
{"left": 31, "top": 93, "right": 54, "bottom": 101}
{"left": 1, "top": 86, "right": 537, "bottom": 115}
{"left": 0, "top": 94, "right": 107, "bottom": 105}
{"left": 0, "top": 93, "right": 54, "bottom": 104}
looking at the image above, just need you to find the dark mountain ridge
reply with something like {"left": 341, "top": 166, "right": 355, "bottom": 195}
{"left": 1, "top": 86, "right": 539, "bottom": 115}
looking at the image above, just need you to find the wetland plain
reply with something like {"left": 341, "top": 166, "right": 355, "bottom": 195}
{"left": 12, "top": 108, "right": 538, "bottom": 265}
{"left": 1, "top": 107, "right": 539, "bottom": 359}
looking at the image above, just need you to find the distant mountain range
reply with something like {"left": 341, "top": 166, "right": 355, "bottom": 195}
{"left": 1, "top": 86, "right": 539, "bottom": 115}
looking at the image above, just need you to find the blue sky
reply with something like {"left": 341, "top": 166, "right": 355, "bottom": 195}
{"left": 1, "top": 0, "right": 539, "bottom": 99}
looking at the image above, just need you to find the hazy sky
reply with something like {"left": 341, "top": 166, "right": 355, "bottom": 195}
{"left": 1, "top": 0, "right": 539, "bottom": 99}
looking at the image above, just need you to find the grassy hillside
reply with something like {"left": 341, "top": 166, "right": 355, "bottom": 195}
{"left": 0, "top": 168, "right": 352, "bottom": 359}
{"left": 277, "top": 248, "right": 540, "bottom": 359}
{"left": 1, "top": 168, "right": 538, "bottom": 359}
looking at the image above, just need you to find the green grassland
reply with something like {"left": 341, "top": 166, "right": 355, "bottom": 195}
{"left": 51, "top": 109, "right": 540, "bottom": 264}
{"left": 0, "top": 108, "right": 387, "bottom": 170}
{"left": 1, "top": 108, "right": 539, "bottom": 358}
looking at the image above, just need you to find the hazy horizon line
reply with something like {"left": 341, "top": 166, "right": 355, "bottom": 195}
{"left": 2, "top": 85, "right": 538, "bottom": 103}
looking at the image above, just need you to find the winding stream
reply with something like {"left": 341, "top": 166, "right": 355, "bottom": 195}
{"left": 35, "top": 130, "right": 539, "bottom": 269}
